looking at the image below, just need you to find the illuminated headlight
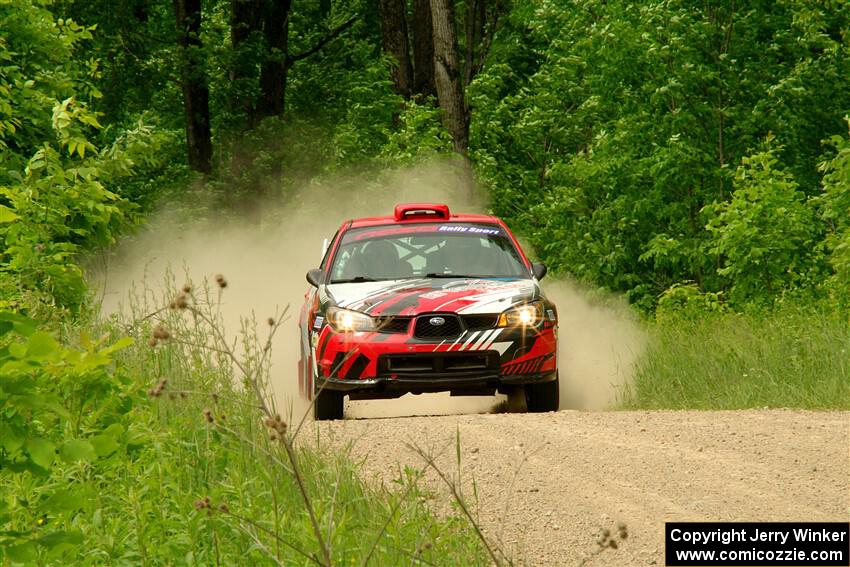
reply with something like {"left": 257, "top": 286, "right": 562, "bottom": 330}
{"left": 327, "top": 306, "right": 375, "bottom": 332}
{"left": 497, "top": 301, "right": 544, "bottom": 328}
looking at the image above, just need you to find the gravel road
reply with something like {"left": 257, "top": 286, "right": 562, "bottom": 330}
{"left": 312, "top": 408, "right": 849, "bottom": 566}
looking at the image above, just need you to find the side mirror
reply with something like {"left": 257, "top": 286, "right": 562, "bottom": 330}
{"left": 306, "top": 268, "right": 323, "bottom": 287}
{"left": 532, "top": 262, "right": 547, "bottom": 280}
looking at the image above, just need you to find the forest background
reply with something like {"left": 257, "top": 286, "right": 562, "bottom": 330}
{"left": 0, "top": 0, "right": 848, "bottom": 564}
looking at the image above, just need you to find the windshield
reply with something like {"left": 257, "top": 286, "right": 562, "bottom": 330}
{"left": 329, "top": 223, "right": 529, "bottom": 283}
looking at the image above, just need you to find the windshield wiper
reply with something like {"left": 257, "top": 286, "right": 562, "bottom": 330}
{"left": 424, "top": 273, "right": 512, "bottom": 279}
{"left": 424, "top": 273, "right": 476, "bottom": 278}
{"left": 330, "top": 276, "right": 379, "bottom": 284}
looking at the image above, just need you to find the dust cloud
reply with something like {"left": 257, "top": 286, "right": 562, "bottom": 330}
{"left": 92, "top": 159, "right": 644, "bottom": 419}
{"left": 93, "top": 159, "right": 498, "bottom": 419}
{"left": 542, "top": 280, "right": 646, "bottom": 409}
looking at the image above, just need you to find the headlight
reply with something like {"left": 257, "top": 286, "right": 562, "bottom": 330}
{"left": 497, "top": 301, "right": 544, "bottom": 328}
{"left": 326, "top": 306, "right": 375, "bottom": 332}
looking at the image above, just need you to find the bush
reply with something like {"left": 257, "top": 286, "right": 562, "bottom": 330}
{"left": 0, "top": 312, "right": 137, "bottom": 563}
{"left": 704, "top": 144, "right": 825, "bottom": 307}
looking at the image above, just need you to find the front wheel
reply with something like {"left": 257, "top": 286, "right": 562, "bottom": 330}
{"left": 525, "top": 373, "right": 559, "bottom": 412}
{"left": 314, "top": 388, "right": 344, "bottom": 421}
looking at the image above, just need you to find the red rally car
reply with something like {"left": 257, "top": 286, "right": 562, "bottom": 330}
{"left": 299, "top": 203, "right": 559, "bottom": 420}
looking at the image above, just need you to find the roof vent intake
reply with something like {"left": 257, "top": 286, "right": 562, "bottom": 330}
{"left": 393, "top": 203, "right": 450, "bottom": 221}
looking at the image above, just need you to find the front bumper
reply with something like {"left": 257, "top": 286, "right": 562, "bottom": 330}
{"left": 317, "top": 370, "right": 557, "bottom": 396}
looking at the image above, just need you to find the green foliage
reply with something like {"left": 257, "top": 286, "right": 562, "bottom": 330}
{"left": 655, "top": 283, "right": 727, "bottom": 322}
{"left": 817, "top": 120, "right": 850, "bottom": 305}
{"left": 704, "top": 144, "right": 824, "bottom": 306}
{"left": 0, "top": 1, "right": 180, "bottom": 314}
{"left": 380, "top": 99, "right": 454, "bottom": 161}
{"left": 471, "top": 0, "right": 850, "bottom": 309}
{"left": 0, "top": 292, "right": 490, "bottom": 565}
{"left": 0, "top": 311, "right": 136, "bottom": 562}
{"left": 0, "top": 0, "right": 99, "bottom": 178}
{"left": 0, "top": 98, "right": 163, "bottom": 313}
{"left": 10, "top": 272, "right": 498, "bottom": 565}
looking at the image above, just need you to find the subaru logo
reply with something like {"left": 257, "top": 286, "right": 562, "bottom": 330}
{"left": 429, "top": 317, "right": 446, "bottom": 326}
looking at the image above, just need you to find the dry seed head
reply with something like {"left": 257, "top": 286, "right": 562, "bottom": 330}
{"left": 170, "top": 292, "right": 188, "bottom": 310}
{"left": 218, "top": 503, "right": 229, "bottom": 513}
{"left": 182, "top": 283, "right": 192, "bottom": 293}
{"left": 152, "top": 325, "right": 170, "bottom": 340}
{"left": 269, "top": 430, "right": 279, "bottom": 441}
{"left": 214, "top": 274, "right": 228, "bottom": 289}
{"left": 609, "top": 539, "right": 618, "bottom": 549}
{"left": 267, "top": 317, "right": 275, "bottom": 326}
{"left": 203, "top": 408, "right": 214, "bottom": 423}
{"left": 148, "top": 378, "right": 167, "bottom": 398}
{"left": 265, "top": 414, "right": 287, "bottom": 435}
{"left": 601, "top": 528, "right": 610, "bottom": 539}
{"left": 148, "top": 338, "right": 158, "bottom": 348}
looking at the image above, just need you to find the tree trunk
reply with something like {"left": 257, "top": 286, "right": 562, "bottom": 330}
{"left": 174, "top": 0, "right": 213, "bottom": 173}
{"left": 411, "top": 0, "right": 435, "bottom": 97}
{"left": 430, "top": 0, "right": 468, "bottom": 154}
{"left": 463, "top": 0, "right": 485, "bottom": 86}
{"left": 257, "top": 0, "right": 292, "bottom": 119}
{"left": 230, "top": 0, "right": 263, "bottom": 124}
{"left": 378, "top": 0, "right": 414, "bottom": 98}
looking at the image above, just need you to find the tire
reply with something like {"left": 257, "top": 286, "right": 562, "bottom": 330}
{"left": 313, "top": 388, "right": 344, "bottom": 421}
{"left": 525, "top": 373, "right": 559, "bottom": 412}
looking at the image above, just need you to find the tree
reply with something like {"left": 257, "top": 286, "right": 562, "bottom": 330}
{"left": 256, "top": 0, "right": 293, "bottom": 119}
{"left": 174, "top": 0, "right": 213, "bottom": 173}
{"left": 377, "top": 0, "right": 413, "bottom": 98}
{"left": 411, "top": 0, "right": 435, "bottom": 97}
{"left": 230, "top": 0, "right": 263, "bottom": 124}
{"left": 706, "top": 146, "right": 823, "bottom": 305}
{"left": 430, "top": 0, "right": 468, "bottom": 153}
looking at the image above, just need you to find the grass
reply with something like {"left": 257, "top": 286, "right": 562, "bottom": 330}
{"left": 105, "top": 277, "right": 493, "bottom": 566}
{"left": 0, "top": 275, "right": 492, "bottom": 566}
{"left": 622, "top": 305, "right": 850, "bottom": 410}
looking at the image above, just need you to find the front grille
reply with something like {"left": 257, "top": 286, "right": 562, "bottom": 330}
{"left": 413, "top": 314, "right": 462, "bottom": 339}
{"left": 373, "top": 314, "right": 497, "bottom": 336}
{"left": 378, "top": 351, "right": 499, "bottom": 376}
{"left": 374, "top": 316, "right": 411, "bottom": 334}
{"left": 461, "top": 314, "right": 498, "bottom": 330}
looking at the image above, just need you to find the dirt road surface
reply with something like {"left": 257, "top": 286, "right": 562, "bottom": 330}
{"left": 313, "top": 408, "right": 849, "bottom": 566}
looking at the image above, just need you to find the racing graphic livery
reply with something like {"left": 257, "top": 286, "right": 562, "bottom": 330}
{"left": 299, "top": 203, "right": 558, "bottom": 420}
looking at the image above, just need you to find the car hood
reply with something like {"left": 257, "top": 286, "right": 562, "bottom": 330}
{"left": 325, "top": 278, "right": 539, "bottom": 316}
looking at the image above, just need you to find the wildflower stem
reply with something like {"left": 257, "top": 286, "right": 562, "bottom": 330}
{"left": 407, "top": 442, "right": 507, "bottom": 567}
{"left": 279, "top": 436, "right": 333, "bottom": 566}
